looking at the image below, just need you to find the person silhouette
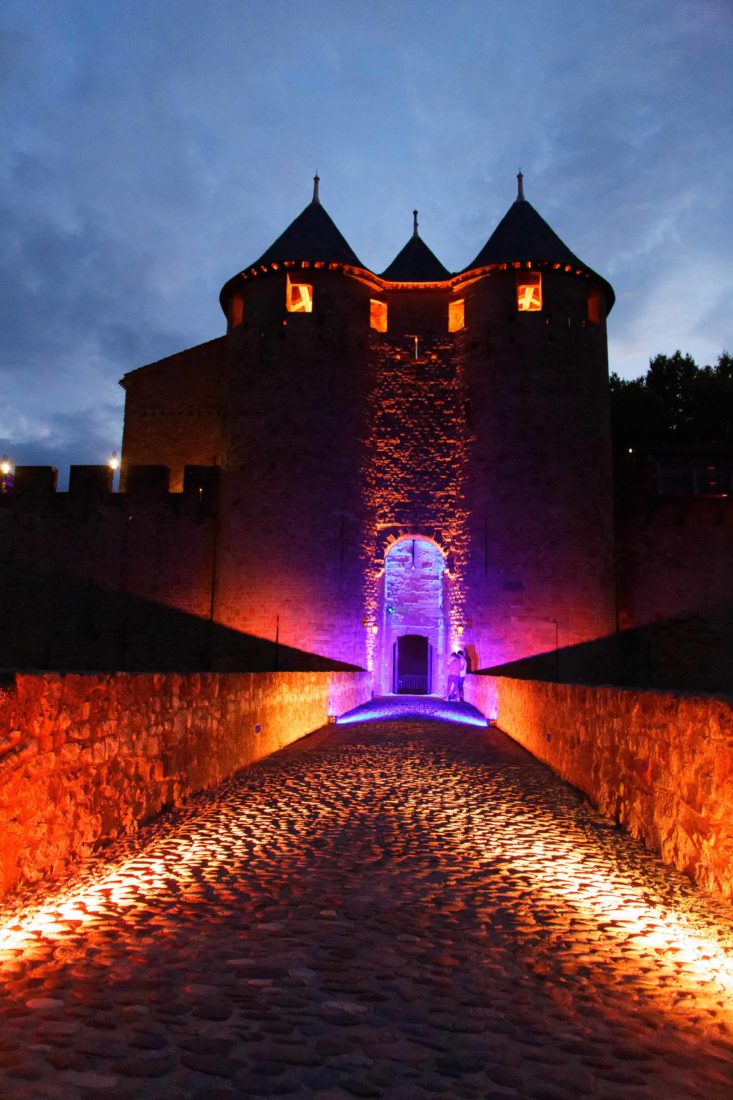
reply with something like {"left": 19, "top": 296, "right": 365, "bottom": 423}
{"left": 446, "top": 651, "right": 461, "bottom": 701}
{"left": 457, "top": 649, "right": 468, "bottom": 700}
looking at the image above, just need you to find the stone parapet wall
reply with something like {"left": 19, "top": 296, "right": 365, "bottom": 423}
{"left": 464, "top": 674, "right": 733, "bottom": 899}
{"left": 0, "top": 490, "right": 218, "bottom": 671}
{"left": 120, "top": 336, "right": 229, "bottom": 492}
{"left": 0, "top": 669, "right": 371, "bottom": 899}
{"left": 616, "top": 495, "right": 733, "bottom": 693}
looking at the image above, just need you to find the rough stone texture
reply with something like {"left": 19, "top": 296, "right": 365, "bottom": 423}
{"left": 460, "top": 270, "right": 615, "bottom": 682}
{"left": 363, "top": 320, "right": 469, "bottom": 694}
{"left": 0, "top": 717, "right": 731, "bottom": 1099}
{"left": 120, "top": 337, "right": 229, "bottom": 492}
{"left": 617, "top": 491, "right": 733, "bottom": 693}
{"left": 213, "top": 265, "right": 615, "bottom": 690}
{"left": 214, "top": 271, "right": 373, "bottom": 670}
{"left": 4, "top": 243, "right": 732, "bottom": 692}
{"left": 0, "top": 483, "right": 219, "bottom": 671}
{"left": 383, "top": 540, "right": 446, "bottom": 694}
{"left": 0, "top": 669, "right": 371, "bottom": 898}
{"left": 464, "top": 673, "right": 733, "bottom": 899}
{"left": 0, "top": 255, "right": 622, "bottom": 691}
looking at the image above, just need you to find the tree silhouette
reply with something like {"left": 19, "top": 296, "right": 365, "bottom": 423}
{"left": 610, "top": 351, "right": 733, "bottom": 456}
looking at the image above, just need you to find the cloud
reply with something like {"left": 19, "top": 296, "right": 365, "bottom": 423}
{"left": 0, "top": 0, "right": 731, "bottom": 483}
{"left": 609, "top": 254, "right": 732, "bottom": 377}
{"left": 0, "top": 400, "right": 122, "bottom": 490}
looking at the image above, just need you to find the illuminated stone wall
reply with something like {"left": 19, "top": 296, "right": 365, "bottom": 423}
{"left": 459, "top": 270, "right": 615, "bottom": 679}
{"left": 10, "top": 255, "right": 733, "bottom": 694}
{"left": 113, "top": 265, "right": 616, "bottom": 688}
{"left": 0, "top": 482, "right": 218, "bottom": 671}
{"left": 120, "top": 337, "right": 229, "bottom": 492}
{"left": 0, "top": 668, "right": 371, "bottom": 899}
{"left": 616, "top": 494, "right": 733, "bottom": 693}
{"left": 465, "top": 674, "right": 733, "bottom": 899}
{"left": 362, "top": 320, "right": 469, "bottom": 691}
{"left": 213, "top": 270, "right": 374, "bottom": 671}
{"left": 362, "top": 331, "right": 468, "bottom": 546}
{"left": 379, "top": 538, "right": 447, "bottom": 694}
{"left": 0, "top": 264, "right": 618, "bottom": 687}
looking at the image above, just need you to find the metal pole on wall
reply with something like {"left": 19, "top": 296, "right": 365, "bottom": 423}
{"left": 274, "top": 614, "right": 280, "bottom": 672}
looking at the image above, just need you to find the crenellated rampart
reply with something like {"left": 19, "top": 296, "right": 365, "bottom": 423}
{"left": 0, "top": 464, "right": 220, "bottom": 671}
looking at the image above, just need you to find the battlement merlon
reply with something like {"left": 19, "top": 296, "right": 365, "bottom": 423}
{"left": 118, "top": 336, "right": 228, "bottom": 492}
{"left": 0, "top": 465, "right": 220, "bottom": 512}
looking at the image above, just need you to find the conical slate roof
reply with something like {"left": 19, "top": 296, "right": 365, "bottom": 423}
{"left": 464, "top": 174, "right": 614, "bottom": 308}
{"left": 466, "top": 199, "right": 582, "bottom": 270}
{"left": 253, "top": 176, "right": 363, "bottom": 268}
{"left": 381, "top": 212, "right": 450, "bottom": 281}
{"left": 465, "top": 174, "right": 584, "bottom": 270}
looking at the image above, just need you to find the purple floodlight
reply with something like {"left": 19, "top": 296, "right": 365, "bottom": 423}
{"left": 336, "top": 695, "right": 488, "bottom": 728}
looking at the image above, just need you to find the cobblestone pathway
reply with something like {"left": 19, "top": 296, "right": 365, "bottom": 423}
{"left": 1, "top": 719, "right": 732, "bottom": 1099}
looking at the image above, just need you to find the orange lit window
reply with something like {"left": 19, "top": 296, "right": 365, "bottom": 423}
{"left": 587, "top": 288, "right": 603, "bottom": 324}
{"left": 286, "top": 275, "right": 313, "bottom": 313}
{"left": 370, "top": 299, "right": 388, "bottom": 332}
{"left": 516, "top": 271, "right": 542, "bottom": 312}
{"left": 229, "top": 295, "right": 244, "bottom": 328}
{"left": 448, "top": 299, "right": 465, "bottom": 332}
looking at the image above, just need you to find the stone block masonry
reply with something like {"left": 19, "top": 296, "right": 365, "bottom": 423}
{"left": 616, "top": 493, "right": 733, "bottom": 693}
{"left": 465, "top": 674, "right": 733, "bottom": 899}
{"left": 0, "top": 669, "right": 371, "bottom": 899}
{"left": 120, "top": 336, "right": 229, "bottom": 492}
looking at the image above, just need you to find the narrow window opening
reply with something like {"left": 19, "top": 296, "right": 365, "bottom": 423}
{"left": 286, "top": 274, "right": 313, "bottom": 313}
{"left": 229, "top": 294, "right": 244, "bottom": 329}
{"left": 587, "top": 287, "right": 603, "bottom": 324}
{"left": 370, "top": 299, "right": 388, "bottom": 332}
{"left": 516, "top": 271, "right": 542, "bottom": 312}
{"left": 448, "top": 299, "right": 465, "bottom": 332}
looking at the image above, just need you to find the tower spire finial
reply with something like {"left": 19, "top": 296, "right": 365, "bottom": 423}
{"left": 312, "top": 173, "right": 320, "bottom": 205}
{"left": 517, "top": 169, "right": 525, "bottom": 201}
{"left": 413, "top": 209, "right": 419, "bottom": 238}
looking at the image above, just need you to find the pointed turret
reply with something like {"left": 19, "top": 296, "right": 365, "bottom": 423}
{"left": 252, "top": 175, "right": 363, "bottom": 268}
{"left": 465, "top": 173, "right": 584, "bottom": 270}
{"left": 381, "top": 210, "right": 450, "bottom": 282}
{"left": 464, "top": 174, "right": 614, "bottom": 308}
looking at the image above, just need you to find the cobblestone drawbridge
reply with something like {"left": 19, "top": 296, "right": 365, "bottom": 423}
{"left": 1, "top": 707, "right": 732, "bottom": 1098}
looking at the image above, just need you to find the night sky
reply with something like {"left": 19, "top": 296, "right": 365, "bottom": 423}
{"left": 2, "top": 0, "right": 731, "bottom": 479}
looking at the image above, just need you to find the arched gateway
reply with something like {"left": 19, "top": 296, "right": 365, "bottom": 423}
{"left": 394, "top": 634, "right": 432, "bottom": 694}
{"left": 110, "top": 175, "right": 616, "bottom": 686}
{"left": 376, "top": 538, "right": 447, "bottom": 696}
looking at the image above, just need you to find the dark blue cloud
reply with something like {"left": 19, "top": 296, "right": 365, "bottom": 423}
{"left": 1, "top": 0, "right": 731, "bottom": 479}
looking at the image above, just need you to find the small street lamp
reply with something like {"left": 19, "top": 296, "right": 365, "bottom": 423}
{"left": 0, "top": 455, "right": 13, "bottom": 494}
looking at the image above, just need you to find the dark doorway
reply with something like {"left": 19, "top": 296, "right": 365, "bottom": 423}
{"left": 394, "top": 634, "right": 431, "bottom": 694}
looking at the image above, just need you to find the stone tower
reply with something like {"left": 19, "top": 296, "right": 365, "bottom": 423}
{"left": 455, "top": 172, "right": 616, "bottom": 682}
{"left": 210, "top": 174, "right": 615, "bottom": 689}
